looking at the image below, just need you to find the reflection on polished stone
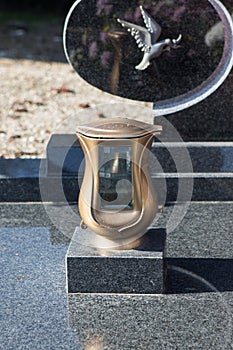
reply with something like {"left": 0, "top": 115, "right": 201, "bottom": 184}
{"left": 67, "top": 283, "right": 232, "bottom": 350}
{"left": 0, "top": 202, "right": 232, "bottom": 349}
{"left": 64, "top": 0, "right": 224, "bottom": 102}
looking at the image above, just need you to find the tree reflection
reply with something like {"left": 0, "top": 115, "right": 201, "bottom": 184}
{"left": 65, "top": 0, "right": 230, "bottom": 101}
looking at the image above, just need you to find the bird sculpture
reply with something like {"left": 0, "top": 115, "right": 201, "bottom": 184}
{"left": 117, "top": 6, "right": 182, "bottom": 70}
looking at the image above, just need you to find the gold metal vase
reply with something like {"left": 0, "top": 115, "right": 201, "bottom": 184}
{"left": 77, "top": 118, "right": 162, "bottom": 249}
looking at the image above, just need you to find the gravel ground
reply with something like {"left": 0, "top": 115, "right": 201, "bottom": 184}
{"left": 0, "top": 58, "right": 151, "bottom": 159}
{"left": 0, "top": 17, "right": 150, "bottom": 159}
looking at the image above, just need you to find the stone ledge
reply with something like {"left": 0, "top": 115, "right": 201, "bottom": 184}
{"left": 0, "top": 158, "right": 233, "bottom": 202}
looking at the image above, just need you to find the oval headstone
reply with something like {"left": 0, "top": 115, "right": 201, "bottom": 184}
{"left": 63, "top": 0, "right": 233, "bottom": 113}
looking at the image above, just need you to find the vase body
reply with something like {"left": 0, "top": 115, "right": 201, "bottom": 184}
{"left": 77, "top": 118, "right": 161, "bottom": 247}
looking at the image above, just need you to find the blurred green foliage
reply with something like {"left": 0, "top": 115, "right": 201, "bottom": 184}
{"left": 0, "top": 12, "right": 62, "bottom": 24}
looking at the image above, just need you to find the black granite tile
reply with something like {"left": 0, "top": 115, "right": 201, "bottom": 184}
{"left": 0, "top": 158, "right": 40, "bottom": 177}
{"left": 45, "top": 135, "right": 233, "bottom": 175}
{"left": 153, "top": 202, "right": 233, "bottom": 259}
{"left": 165, "top": 258, "right": 233, "bottom": 294}
{"left": 66, "top": 228, "right": 166, "bottom": 294}
{"left": 46, "top": 134, "right": 84, "bottom": 176}
{"left": 1, "top": 140, "right": 232, "bottom": 202}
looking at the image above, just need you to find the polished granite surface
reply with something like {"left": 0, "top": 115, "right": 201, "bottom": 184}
{"left": 1, "top": 0, "right": 233, "bottom": 347}
{"left": 67, "top": 228, "right": 165, "bottom": 294}
{"left": 0, "top": 202, "right": 232, "bottom": 349}
{"left": 63, "top": 0, "right": 233, "bottom": 142}
{"left": 64, "top": 0, "right": 224, "bottom": 102}
{"left": 1, "top": 141, "right": 233, "bottom": 203}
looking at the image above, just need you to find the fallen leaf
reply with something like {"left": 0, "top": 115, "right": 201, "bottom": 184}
{"left": 51, "top": 87, "right": 75, "bottom": 94}
{"left": 25, "top": 100, "right": 45, "bottom": 106}
{"left": 15, "top": 151, "right": 24, "bottom": 157}
{"left": 15, "top": 108, "right": 28, "bottom": 113}
{"left": 20, "top": 151, "right": 39, "bottom": 156}
{"left": 9, "top": 135, "right": 21, "bottom": 141}
{"left": 79, "top": 103, "right": 90, "bottom": 109}
{"left": 98, "top": 113, "right": 107, "bottom": 118}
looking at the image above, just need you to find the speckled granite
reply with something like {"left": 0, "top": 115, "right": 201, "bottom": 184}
{"left": 46, "top": 136, "right": 233, "bottom": 175}
{"left": 68, "top": 292, "right": 233, "bottom": 350}
{"left": 1, "top": 141, "right": 233, "bottom": 202}
{"left": 162, "top": 78, "right": 233, "bottom": 141}
{"left": 46, "top": 134, "right": 84, "bottom": 176}
{"left": 1, "top": 202, "right": 232, "bottom": 349}
{"left": 66, "top": 228, "right": 166, "bottom": 294}
{"left": 0, "top": 225, "right": 78, "bottom": 350}
{"left": 64, "top": 0, "right": 233, "bottom": 141}
{"left": 64, "top": 0, "right": 225, "bottom": 104}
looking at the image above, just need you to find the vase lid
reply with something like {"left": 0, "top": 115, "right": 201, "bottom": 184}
{"left": 77, "top": 118, "right": 162, "bottom": 139}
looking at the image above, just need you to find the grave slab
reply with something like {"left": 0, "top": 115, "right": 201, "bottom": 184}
{"left": 0, "top": 202, "right": 232, "bottom": 350}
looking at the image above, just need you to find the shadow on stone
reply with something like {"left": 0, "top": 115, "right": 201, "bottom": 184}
{"left": 166, "top": 257, "right": 233, "bottom": 294}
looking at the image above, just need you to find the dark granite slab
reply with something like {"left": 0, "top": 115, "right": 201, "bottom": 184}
{"left": 2, "top": 171, "right": 233, "bottom": 202}
{"left": 46, "top": 134, "right": 84, "bottom": 176}
{"left": 46, "top": 134, "right": 233, "bottom": 175}
{"left": 68, "top": 292, "right": 233, "bottom": 350}
{"left": 1, "top": 138, "right": 232, "bottom": 202}
{"left": 0, "top": 226, "right": 78, "bottom": 350}
{"left": 0, "top": 158, "right": 41, "bottom": 177}
{"left": 66, "top": 228, "right": 166, "bottom": 294}
{"left": 0, "top": 202, "right": 232, "bottom": 349}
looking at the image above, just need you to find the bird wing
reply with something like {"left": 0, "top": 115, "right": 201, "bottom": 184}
{"left": 140, "top": 6, "right": 161, "bottom": 44}
{"left": 117, "top": 18, "right": 151, "bottom": 53}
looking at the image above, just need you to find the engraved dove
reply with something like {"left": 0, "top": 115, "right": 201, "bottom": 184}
{"left": 117, "top": 6, "right": 182, "bottom": 70}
